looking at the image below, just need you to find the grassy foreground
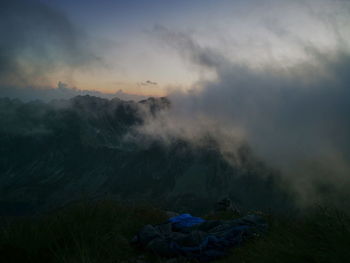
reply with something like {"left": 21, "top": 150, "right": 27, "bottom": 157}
{"left": 0, "top": 201, "right": 349, "bottom": 263}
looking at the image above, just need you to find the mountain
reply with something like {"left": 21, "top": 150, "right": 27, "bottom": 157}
{"left": 0, "top": 95, "right": 293, "bottom": 215}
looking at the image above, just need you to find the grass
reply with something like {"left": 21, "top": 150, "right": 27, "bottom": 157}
{"left": 0, "top": 201, "right": 349, "bottom": 263}
{"left": 217, "top": 207, "right": 350, "bottom": 263}
{"left": 0, "top": 200, "right": 167, "bottom": 263}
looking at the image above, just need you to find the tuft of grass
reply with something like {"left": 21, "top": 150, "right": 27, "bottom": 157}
{"left": 0, "top": 202, "right": 349, "bottom": 263}
{"left": 216, "top": 207, "right": 350, "bottom": 263}
{"left": 0, "top": 200, "right": 167, "bottom": 263}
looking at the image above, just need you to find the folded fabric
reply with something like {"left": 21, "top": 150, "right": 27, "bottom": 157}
{"left": 132, "top": 214, "right": 267, "bottom": 262}
{"left": 168, "top": 213, "right": 206, "bottom": 229}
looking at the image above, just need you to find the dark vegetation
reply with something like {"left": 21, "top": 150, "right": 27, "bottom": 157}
{"left": 0, "top": 201, "right": 349, "bottom": 263}
{"left": 1, "top": 96, "right": 348, "bottom": 262}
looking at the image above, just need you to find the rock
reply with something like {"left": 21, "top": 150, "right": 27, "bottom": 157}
{"left": 214, "top": 197, "right": 241, "bottom": 214}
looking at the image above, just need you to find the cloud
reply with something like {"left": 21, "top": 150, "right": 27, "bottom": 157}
{"left": 140, "top": 17, "right": 350, "bottom": 207}
{"left": 0, "top": 0, "right": 99, "bottom": 89}
{"left": 0, "top": 81, "right": 146, "bottom": 102}
{"left": 140, "top": 80, "right": 158, "bottom": 86}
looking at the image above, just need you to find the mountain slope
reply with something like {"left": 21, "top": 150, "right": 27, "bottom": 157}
{"left": 0, "top": 95, "right": 293, "bottom": 215}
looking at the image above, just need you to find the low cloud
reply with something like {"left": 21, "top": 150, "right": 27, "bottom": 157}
{"left": 0, "top": 81, "right": 146, "bottom": 102}
{"left": 139, "top": 21, "right": 350, "bottom": 207}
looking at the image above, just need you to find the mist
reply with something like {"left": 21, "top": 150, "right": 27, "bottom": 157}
{"left": 1, "top": 0, "right": 350, "bottom": 208}
{"left": 137, "top": 22, "right": 350, "bottom": 207}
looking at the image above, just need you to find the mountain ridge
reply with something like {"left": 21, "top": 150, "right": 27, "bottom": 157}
{"left": 0, "top": 95, "right": 293, "bottom": 215}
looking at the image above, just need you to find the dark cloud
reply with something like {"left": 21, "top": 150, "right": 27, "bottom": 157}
{"left": 0, "top": 0, "right": 99, "bottom": 88}
{"left": 140, "top": 80, "right": 158, "bottom": 86}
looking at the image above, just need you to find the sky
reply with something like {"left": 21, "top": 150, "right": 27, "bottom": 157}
{"left": 1, "top": 0, "right": 350, "bottom": 205}
{"left": 1, "top": 0, "right": 349, "bottom": 98}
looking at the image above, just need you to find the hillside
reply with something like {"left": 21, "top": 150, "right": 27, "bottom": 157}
{"left": 0, "top": 95, "right": 292, "bottom": 215}
{"left": 0, "top": 201, "right": 349, "bottom": 263}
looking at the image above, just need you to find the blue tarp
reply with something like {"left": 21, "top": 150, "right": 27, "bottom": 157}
{"left": 132, "top": 214, "right": 267, "bottom": 262}
{"left": 168, "top": 213, "right": 206, "bottom": 228}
